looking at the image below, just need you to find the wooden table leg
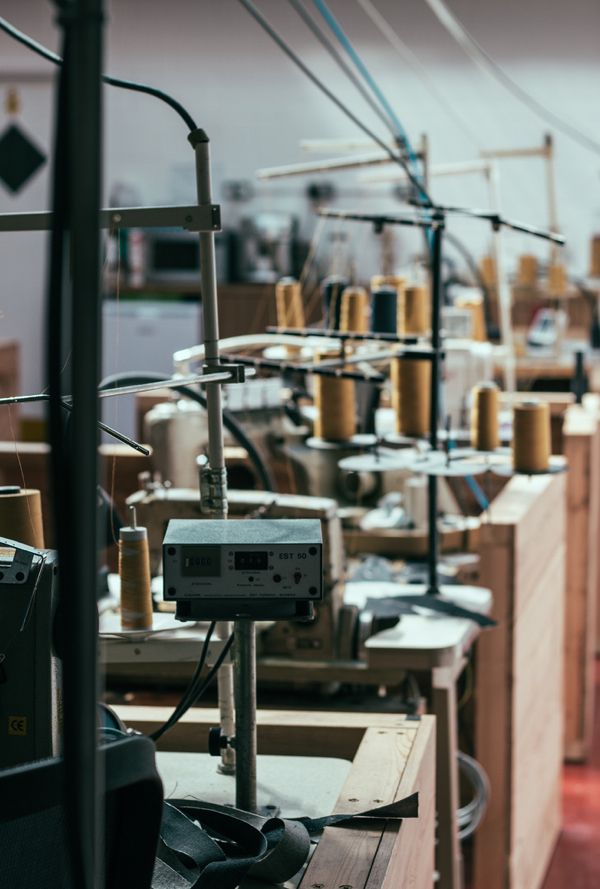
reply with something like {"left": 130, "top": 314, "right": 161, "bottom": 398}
{"left": 431, "top": 664, "right": 463, "bottom": 889}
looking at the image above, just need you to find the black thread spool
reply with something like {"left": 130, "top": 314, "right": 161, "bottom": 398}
{"left": 370, "top": 286, "right": 397, "bottom": 334}
{"left": 321, "top": 275, "right": 349, "bottom": 330}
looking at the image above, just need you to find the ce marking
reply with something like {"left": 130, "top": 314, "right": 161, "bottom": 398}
{"left": 8, "top": 716, "right": 27, "bottom": 736}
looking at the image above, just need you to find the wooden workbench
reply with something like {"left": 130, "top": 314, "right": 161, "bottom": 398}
{"left": 474, "top": 473, "right": 566, "bottom": 889}
{"left": 104, "top": 583, "right": 489, "bottom": 889}
{"left": 114, "top": 708, "right": 436, "bottom": 889}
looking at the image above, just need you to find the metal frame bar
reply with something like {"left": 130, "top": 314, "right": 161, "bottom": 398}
{"left": 0, "top": 203, "right": 221, "bottom": 233}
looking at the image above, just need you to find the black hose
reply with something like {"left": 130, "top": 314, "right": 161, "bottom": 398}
{"left": 0, "top": 16, "right": 197, "bottom": 133}
{"left": 99, "top": 372, "right": 277, "bottom": 493}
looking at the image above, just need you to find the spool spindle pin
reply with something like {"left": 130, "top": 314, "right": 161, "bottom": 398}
{"left": 129, "top": 504, "right": 138, "bottom": 529}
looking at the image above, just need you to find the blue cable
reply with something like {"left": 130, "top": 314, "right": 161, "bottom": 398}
{"left": 312, "top": 0, "right": 426, "bottom": 200}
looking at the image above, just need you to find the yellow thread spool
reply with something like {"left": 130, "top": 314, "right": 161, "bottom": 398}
{"left": 391, "top": 357, "right": 431, "bottom": 437}
{"left": 517, "top": 254, "right": 539, "bottom": 286}
{"left": 480, "top": 255, "right": 497, "bottom": 288}
{"left": 590, "top": 235, "right": 600, "bottom": 278}
{"left": 313, "top": 351, "right": 356, "bottom": 441}
{"left": 0, "top": 487, "right": 44, "bottom": 549}
{"left": 404, "top": 285, "right": 429, "bottom": 335}
{"left": 455, "top": 294, "right": 486, "bottom": 341}
{"left": 275, "top": 277, "right": 305, "bottom": 329}
{"left": 547, "top": 263, "right": 567, "bottom": 296}
{"left": 340, "top": 286, "right": 369, "bottom": 333}
{"left": 470, "top": 383, "right": 500, "bottom": 451}
{"left": 513, "top": 401, "right": 551, "bottom": 473}
{"left": 119, "top": 506, "right": 153, "bottom": 631}
{"left": 371, "top": 275, "right": 406, "bottom": 334}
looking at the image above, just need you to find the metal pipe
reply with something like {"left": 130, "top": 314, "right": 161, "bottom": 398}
{"left": 486, "top": 162, "right": 515, "bottom": 391}
{"left": 427, "top": 221, "right": 444, "bottom": 595}
{"left": 56, "top": 1, "right": 104, "bottom": 885}
{"left": 256, "top": 151, "right": 392, "bottom": 179}
{"left": 234, "top": 618, "right": 257, "bottom": 812}
{"left": 190, "top": 129, "right": 236, "bottom": 775}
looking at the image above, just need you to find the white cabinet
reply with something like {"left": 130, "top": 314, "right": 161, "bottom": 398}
{"left": 101, "top": 300, "right": 202, "bottom": 442}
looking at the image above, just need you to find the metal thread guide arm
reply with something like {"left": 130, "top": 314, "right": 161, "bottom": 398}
{"left": 427, "top": 218, "right": 444, "bottom": 595}
{"left": 189, "top": 128, "right": 256, "bottom": 808}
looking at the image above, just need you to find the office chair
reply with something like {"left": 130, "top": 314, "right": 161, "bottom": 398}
{"left": 0, "top": 734, "right": 163, "bottom": 889}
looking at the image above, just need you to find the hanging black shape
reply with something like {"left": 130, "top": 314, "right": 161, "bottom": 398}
{"left": 0, "top": 123, "right": 46, "bottom": 194}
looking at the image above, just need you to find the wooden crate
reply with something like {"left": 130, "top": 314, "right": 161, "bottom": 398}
{"left": 114, "top": 707, "right": 436, "bottom": 889}
{"left": 562, "top": 406, "right": 600, "bottom": 760}
{"left": 474, "top": 473, "right": 566, "bottom": 889}
{"left": 581, "top": 394, "right": 600, "bottom": 655}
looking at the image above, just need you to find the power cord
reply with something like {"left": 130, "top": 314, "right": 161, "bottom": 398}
{"left": 151, "top": 627, "right": 235, "bottom": 742}
{"left": 0, "top": 16, "right": 197, "bottom": 133}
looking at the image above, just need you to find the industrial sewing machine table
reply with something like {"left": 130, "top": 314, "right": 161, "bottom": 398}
{"left": 101, "top": 582, "right": 490, "bottom": 889}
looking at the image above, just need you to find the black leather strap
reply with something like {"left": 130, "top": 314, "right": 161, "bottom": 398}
{"left": 153, "top": 792, "right": 419, "bottom": 889}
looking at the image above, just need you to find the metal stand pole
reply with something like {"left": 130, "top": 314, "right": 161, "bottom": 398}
{"left": 427, "top": 218, "right": 444, "bottom": 595}
{"left": 190, "top": 129, "right": 235, "bottom": 775}
{"left": 234, "top": 618, "right": 257, "bottom": 812}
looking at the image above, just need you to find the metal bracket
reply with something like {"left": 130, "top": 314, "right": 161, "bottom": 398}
{"left": 202, "top": 363, "right": 246, "bottom": 384}
{"left": 0, "top": 536, "right": 40, "bottom": 584}
{"left": 0, "top": 203, "right": 222, "bottom": 233}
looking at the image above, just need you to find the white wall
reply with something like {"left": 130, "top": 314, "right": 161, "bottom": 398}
{"left": 1, "top": 0, "right": 599, "bottom": 407}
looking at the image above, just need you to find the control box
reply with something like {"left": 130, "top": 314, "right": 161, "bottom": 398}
{"left": 163, "top": 518, "right": 323, "bottom": 621}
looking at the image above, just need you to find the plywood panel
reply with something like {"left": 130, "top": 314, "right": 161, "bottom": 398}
{"left": 474, "top": 473, "right": 566, "bottom": 889}
{"left": 562, "top": 406, "right": 600, "bottom": 759}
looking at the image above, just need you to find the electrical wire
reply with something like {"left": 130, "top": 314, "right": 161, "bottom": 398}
{"left": 150, "top": 621, "right": 216, "bottom": 741}
{"left": 424, "top": 0, "right": 600, "bottom": 159}
{"left": 99, "top": 372, "right": 277, "bottom": 493}
{"left": 286, "top": 0, "right": 398, "bottom": 140}
{"left": 151, "top": 629, "right": 235, "bottom": 742}
{"left": 354, "top": 0, "right": 482, "bottom": 151}
{"left": 0, "top": 16, "right": 197, "bottom": 133}
{"left": 311, "top": 0, "right": 419, "bottom": 169}
{"left": 236, "top": 0, "right": 433, "bottom": 206}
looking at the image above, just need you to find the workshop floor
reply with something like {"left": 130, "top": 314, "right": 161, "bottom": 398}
{"left": 542, "top": 658, "right": 600, "bottom": 889}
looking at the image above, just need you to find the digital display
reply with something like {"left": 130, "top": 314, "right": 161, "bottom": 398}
{"left": 182, "top": 546, "right": 221, "bottom": 577}
{"left": 234, "top": 551, "right": 268, "bottom": 571}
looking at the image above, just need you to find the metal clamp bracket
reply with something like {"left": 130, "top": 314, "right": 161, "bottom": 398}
{"left": 203, "top": 363, "right": 246, "bottom": 384}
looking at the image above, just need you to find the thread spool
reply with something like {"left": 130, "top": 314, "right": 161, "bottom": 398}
{"left": 321, "top": 275, "right": 348, "bottom": 330}
{"left": 517, "top": 254, "right": 539, "bottom": 286}
{"left": 404, "top": 285, "right": 430, "bottom": 335}
{"left": 370, "top": 274, "right": 406, "bottom": 292}
{"left": 313, "top": 351, "right": 357, "bottom": 441}
{"left": 370, "top": 275, "right": 406, "bottom": 334}
{"left": 119, "top": 505, "right": 153, "bottom": 631}
{"left": 470, "top": 383, "right": 500, "bottom": 451}
{"left": 513, "top": 401, "right": 551, "bottom": 473}
{"left": 455, "top": 293, "right": 486, "bottom": 341}
{"left": 590, "top": 235, "right": 600, "bottom": 278}
{"left": 339, "top": 286, "right": 369, "bottom": 333}
{"left": 370, "top": 287, "right": 397, "bottom": 334}
{"left": 479, "top": 255, "right": 497, "bottom": 288}
{"left": 547, "top": 263, "right": 567, "bottom": 297}
{"left": 275, "top": 277, "right": 305, "bottom": 328}
{"left": 0, "top": 487, "right": 44, "bottom": 548}
{"left": 391, "top": 357, "right": 431, "bottom": 437}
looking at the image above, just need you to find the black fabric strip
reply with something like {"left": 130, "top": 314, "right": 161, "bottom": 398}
{"left": 365, "top": 595, "right": 496, "bottom": 627}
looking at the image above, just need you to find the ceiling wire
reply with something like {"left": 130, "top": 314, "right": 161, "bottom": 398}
{"left": 286, "top": 0, "right": 399, "bottom": 140}
{"left": 237, "top": 0, "right": 434, "bottom": 206}
{"left": 354, "top": 0, "right": 482, "bottom": 151}
{"left": 424, "top": 0, "right": 600, "bottom": 159}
